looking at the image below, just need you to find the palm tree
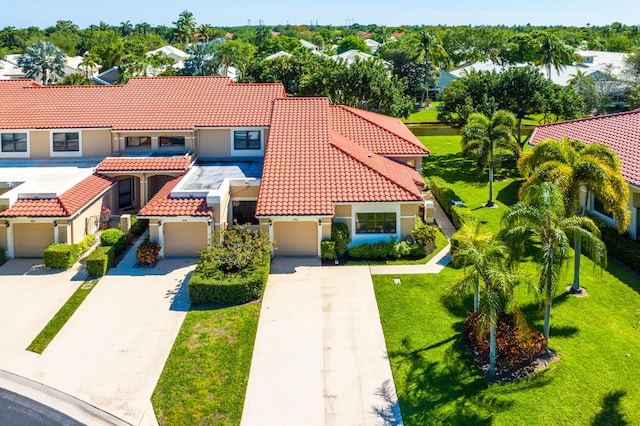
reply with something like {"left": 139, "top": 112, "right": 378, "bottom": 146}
{"left": 213, "top": 39, "right": 256, "bottom": 79}
{"left": 119, "top": 21, "right": 133, "bottom": 37}
{"left": 173, "top": 10, "right": 197, "bottom": 46}
{"left": 79, "top": 52, "right": 101, "bottom": 78}
{"left": 452, "top": 224, "right": 521, "bottom": 379}
{"left": 17, "top": 40, "right": 66, "bottom": 85}
{"left": 531, "top": 33, "right": 581, "bottom": 79}
{"left": 198, "top": 24, "right": 215, "bottom": 42}
{"left": 502, "top": 183, "right": 606, "bottom": 342}
{"left": 461, "top": 110, "right": 520, "bottom": 207}
{"left": 416, "top": 31, "right": 448, "bottom": 103}
{"left": 518, "top": 138, "right": 629, "bottom": 292}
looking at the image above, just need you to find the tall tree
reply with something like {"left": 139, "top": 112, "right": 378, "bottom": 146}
{"left": 213, "top": 39, "right": 256, "bottom": 79}
{"left": 461, "top": 110, "right": 520, "bottom": 207}
{"left": 17, "top": 40, "right": 66, "bottom": 85}
{"left": 502, "top": 183, "right": 606, "bottom": 342}
{"left": 531, "top": 32, "right": 580, "bottom": 79}
{"left": 173, "top": 10, "right": 197, "bottom": 46}
{"left": 517, "top": 138, "right": 628, "bottom": 292}
{"left": 416, "top": 30, "right": 448, "bottom": 103}
{"left": 452, "top": 223, "right": 521, "bottom": 379}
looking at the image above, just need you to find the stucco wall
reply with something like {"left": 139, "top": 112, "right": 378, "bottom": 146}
{"left": 230, "top": 185, "right": 260, "bottom": 198}
{"left": 198, "top": 129, "right": 232, "bottom": 158}
{"left": 70, "top": 196, "right": 104, "bottom": 244}
{"left": 29, "top": 131, "right": 50, "bottom": 159}
{"left": 82, "top": 130, "right": 112, "bottom": 157}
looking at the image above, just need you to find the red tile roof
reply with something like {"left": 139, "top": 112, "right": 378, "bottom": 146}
{"left": 97, "top": 157, "right": 191, "bottom": 172}
{"left": 138, "top": 176, "right": 212, "bottom": 217}
{"left": 0, "top": 173, "right": 114, "bottom": 218}
{"left": 0, "top": 76, "right": 285, "bottom": 130}
{"left": 331, "top": 106, "right": 429, "bottom": 156}
{"left": 256, "top": 98, "right": 424, "bottom": 216}
{"left": 530, "top": 110, "right": 640, "bottom": 187}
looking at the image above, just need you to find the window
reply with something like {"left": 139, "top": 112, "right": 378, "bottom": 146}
{"left": 1, "top": 133, "right": 27, "bottom": 152}
{"left": 356, "top": 212, "right": 396, "bottom": 234}
{"left": 159, "top": 136, "right": 185, "bottom": 147}
{"left": 52, "top": 132, "right": 79, "bottom": 152}
{"left": 593, "top": 197, "right": 613, "bottom": 219}
{"left": 233, "top": 130, "right": 261, "bottom": 150}
{"left": 126, "top": 136, "right": 151, "bottom": 147}
{"left": 233, "top": 200, "right": 258, "bottom": 225}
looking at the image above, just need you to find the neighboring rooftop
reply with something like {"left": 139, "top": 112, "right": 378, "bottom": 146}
{"left": 180, "top": 160, "right": 263, "bottom": 191}
{"left": 138, "top": 176, "right": 212, "bottom": 217}
{"left": 530, "top": 109, "right": 640, "bottom": 187}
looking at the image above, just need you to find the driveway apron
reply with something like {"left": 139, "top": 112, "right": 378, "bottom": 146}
{"left": 242, "top": 258, "right": 401, "bottom": 426}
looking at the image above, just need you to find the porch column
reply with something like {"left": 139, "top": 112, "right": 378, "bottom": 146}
{"left": 53, "top": 221, "right": 59, "bottom": 244}
{"left": 6, "top": 223, "right": 14, "bottom": 259}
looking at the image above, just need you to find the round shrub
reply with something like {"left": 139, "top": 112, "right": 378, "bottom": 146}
{"left": 331, "top": 222, "right": 350, "bottom": 258}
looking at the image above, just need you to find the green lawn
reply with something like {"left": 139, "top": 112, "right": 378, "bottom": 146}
{"left": 27, "top": 279, "right": 99, "bottom": 354}
{"left": 403, "top": 103, "right": 442, "bottom": 123}
{"left": 152, "top": 302, "right": 261, "bottom": 425}
{"left": 374, "top": 129, "right": 640, "bottom": 424}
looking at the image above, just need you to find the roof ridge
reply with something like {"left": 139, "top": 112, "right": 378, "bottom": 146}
{"left": 329, "top": 131, "right": 422, "bottom": 199}
{"left": 334, "top": 105, "right": 424, "bottom": 149}
{"left": 535, "top": 109, "right": 640, "bottom": 129}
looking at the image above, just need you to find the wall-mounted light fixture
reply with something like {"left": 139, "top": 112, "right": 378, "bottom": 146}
{"left": 318, "top": 218, "right": 322, "bottom": 226}
{"left": 157, "top": 220, "right": 162, "bottom": 227}
{"left": 5, "top": 222, "right": 9, "bottom": 228}
{"left": 53, "top": 221, "right": 58, "bottom": 227}
{"left": 267, "top": 219, "right": 272, "bottom": 225}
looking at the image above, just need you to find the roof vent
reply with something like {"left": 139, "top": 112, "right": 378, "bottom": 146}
{"left": 367, "top": 153, "right": 372, "bottom": 158}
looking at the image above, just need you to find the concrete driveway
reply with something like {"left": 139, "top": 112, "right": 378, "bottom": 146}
{"left": 0, "top": 251, "right": 196, "bottom": 425}
{"left": 242, "top": 258, "right": 401, "bottom": 426}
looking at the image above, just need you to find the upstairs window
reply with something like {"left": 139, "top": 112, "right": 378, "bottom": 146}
{"left": 126, "top": 136, "right": 151, "bottom": 147}
{"left": 1, "top": 133, "right": 27, "bottom": 152}
{"left": 232, "top": 200, "right": 259, "bottom": 225}
{"left": 159, "top": 136, "right": 185, "bottom": 147}
{"left": 356, "top": 212, "right": 397, "bottom": 234}
{"left": 233, "top": 130, "right": 261, "bottom": 150}
{"left": 52, "top": 132, "right": 80, "bottom": 152}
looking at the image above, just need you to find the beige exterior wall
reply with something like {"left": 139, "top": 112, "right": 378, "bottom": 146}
{"left": 13, "top": 223, "right": 54, "bottom": 257}
{"left": 321, "top": 217, "right": 332, "bottom": 240}
{"left": 69, "top": 196, "right": 104, "bottom": 244}
{"left": 401, "top": 204, "right": 417, "bottom": 217}
{"left": 198, "top": 129, "right": 232, "bottom": 158}
{"left": 149, "top": 219, "right": 160, "bottom": 242}
{"left": 334, "top": 205, "right": 352, "bottom": 217}
{"left": 230, "top": 185, "right": 260, "bottom": 198}
{"left": 401, "top": 218, "right": 417, "bottom": 238}
{"left": 163, "top": 222, "right": 208, "bottom": 256}
{"left": 273, "top": 221, "right": 318, "bottom": 256}
{"left": 29, "top": 131, "right": 50, "bottom": 159}
{"left": 82, "top": 130, "right": 112, "bottom": 158}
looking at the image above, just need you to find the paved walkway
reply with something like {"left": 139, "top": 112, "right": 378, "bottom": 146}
{"left": 0, "top": 242, "right": 196, "bottom": 425}
{"left": 242, "top": 258, "right": 401, "bottom": 426}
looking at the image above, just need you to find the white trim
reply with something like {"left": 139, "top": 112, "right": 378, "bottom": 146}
{"left": 350, "top": 202, "right": 401, "bottom": 245}
{"left": 0, "top": 130, "right": 30, "bottom": 158}
{"left": 49, "top": 130, "right": 82, "bottom": 158}
{"left": 230, "top": 127, "right": 266, "bottom": 157}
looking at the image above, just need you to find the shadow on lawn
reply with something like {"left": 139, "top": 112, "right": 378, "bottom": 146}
{"left": 591, "top": 390, "right": 629, "bottom": 426}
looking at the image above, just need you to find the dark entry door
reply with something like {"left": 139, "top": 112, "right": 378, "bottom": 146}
{"left": 118, "top": 178, "right": 134, "bottom": 209}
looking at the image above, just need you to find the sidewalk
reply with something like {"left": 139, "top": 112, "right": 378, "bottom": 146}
{"left": 369, "top": 198, "right": 456, "bottom": 275}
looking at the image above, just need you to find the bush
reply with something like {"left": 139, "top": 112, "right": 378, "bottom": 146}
{"left": 76, "top": 234, "right": 96, "bottom": 254}
{"left": 321, "top": 239, "right": 337, "bottom": 260}
{"left": 189, "top": 259, "right": 270, "bottom": 305}
{"left": 86, "top": 246, "right": 116, "bottom": 276}
{"left": 0, "top": 247, "right": 5, "bottom": 266}
{"left": 429, "top": 176, "right": 458, "bottom": 216}
{"left": 331, "top": 222, "right": 350, "bottom": 258}
{"left": 136, "top": 239, "right": 161, "bottom": 265}
{"left": 348, "top": 240, "right": 395, "bottom": 260}
{"left": 392, "top": 240, "right": 412, "bottom": 259}
{"left": 451, "top": 206, "right": 476, "bottom": 229}
{"left": 412, "top": 219, "right": 437, "bottom": 247}
{"left": 100, "top": 228, "right": 131, "bottom": 256}
{"left": 599, "top": 224, "right": 640, "bottom": 275}
{"left": 44, "top": 244, "right": 81, "bottom": 269}
{"left": 130, "top": 215, "right": 149, "bottom": 238}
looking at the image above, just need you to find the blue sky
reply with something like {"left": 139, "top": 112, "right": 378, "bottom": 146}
{"left": 3, "top": 0, "right": 640, "bottom": 28}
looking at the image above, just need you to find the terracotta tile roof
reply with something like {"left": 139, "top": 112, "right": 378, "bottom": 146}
{"left": 256, "top": 98, "right": 424, "bottom": 216}
{"left": 0, "top": 76, "right": 285, "bottom": 130}
{"left": 0, "top": 173, "right": 114, "bottom": 218}
{"left": 97, "top": 156, "right": 191, "bottom": 172}
{"left": 530, "top": 110, "right": 640, "bottom": 187}
{"left": 331, "top": 106, "right": 429, "bottom": 156}
{"left": 138, "top": 176, "right": 213, "bottom": 217}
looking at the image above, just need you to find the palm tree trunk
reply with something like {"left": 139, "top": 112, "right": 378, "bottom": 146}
{"left": 487, "top": 148, "right": 494, "bottom": 207}
{"left": 489, "top": 308, "right": 497, "bottom": 379}
{"left": 571, "top": 234, "right": 582, "bottom": 292}
{"left": 543, "top": 266, "right": 553, "bottom": 342}
{"left": 474, "top": 278, "right": 479, "bottom": 311}
{"left": 517, "top": 118, "right": 522, "bottom": 146}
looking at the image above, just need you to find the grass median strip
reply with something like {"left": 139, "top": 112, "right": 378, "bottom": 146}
{"left": 26, "top": 279, "right": 99, "bottom": 354}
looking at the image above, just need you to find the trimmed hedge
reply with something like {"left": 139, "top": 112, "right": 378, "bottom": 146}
{"left": 86, "top": 246, "right": 116, "bottom": 276}
{"left": 347, "top": 239, "right": 425, "bottom": 260}
{"left": 331, "top": 222, "right": 350, "bottom": 258}
{"left": 321, "top": 239, "right": 337, "bottom": 260}
{"left": 130, "top": 215, "right": 149, "bottom": 238}
{"left": 600, "top": 226, "right": 640, "bottom": 275}
{"left": 100, "top": 228, "right": 132, "bottom": 257}
{"left": 44, "top": 234, "right": 97, "bottom": 269}
{"left": 429, "top": 176, "right": 475, "bottom": 229}
{"left": 189, "top": 259, "right": 270, "bottom": 305}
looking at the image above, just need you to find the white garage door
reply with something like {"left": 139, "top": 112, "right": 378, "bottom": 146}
{"left": 163, "top": 222, "right": 208, "bottom": 257}
{"left": 13, "top": 223, "right": 55, "bottom": 257}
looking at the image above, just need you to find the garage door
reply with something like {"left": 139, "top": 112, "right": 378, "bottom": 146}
{"left": 163, "top": 222, "right": 208, "bottom": 257}
{"left": 13, "top": 223, "right": 55, "bottom": 257}
{"left": 273, "top": 221, "right": 318, "bottom": 256}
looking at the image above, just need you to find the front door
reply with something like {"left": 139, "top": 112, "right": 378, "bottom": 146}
{"left": 118, "top": 178, "right": 134, "bottom": 209}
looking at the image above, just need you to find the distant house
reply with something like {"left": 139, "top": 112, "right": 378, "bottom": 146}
{"left": 332, "top": 49, "right": 391, "bottom": 68}
{"left": 0, "top": 53, "right": 90, "bottom": 81}
{"left": 300, "top": 39, "right": 320, "bottom": 52}
{"left": 364, "top": 39, "right": 381, "bottom": 54}
{"left": 264, "top": 51, "right": 293, "bottom": 61}
{"left": 530, "top": 110, "right": 640, "bottom": 239}
{"left": 146, "top": 45, "right": 189, "bottom": 76}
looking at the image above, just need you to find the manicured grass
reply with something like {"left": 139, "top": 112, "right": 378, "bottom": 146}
{"left": 26, "top": 279, "right": 99, "bottom": 354}
{"left": 374, "top": 256, "right": 640, "bottom": 425}
{"left": 346, "top": 228, "right": 449, "bottom": 265}
{"left": 152, "top": 302, "right": 261, "bottom": 425}
{"left": 420, "top": 134, "right": 523, "bottom": 234}
{"left": 403, "top": 103, "right": 442, "bottom": 123}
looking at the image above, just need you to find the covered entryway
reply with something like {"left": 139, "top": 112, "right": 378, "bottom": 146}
{"left": 13, "top": 223, "right": 54, "bottom": 257}
{"left": 273, "top": 221, "right": 318, "bottom": 256}
{"left": 163, "top": 222, "right": 208, "bottom": 256}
